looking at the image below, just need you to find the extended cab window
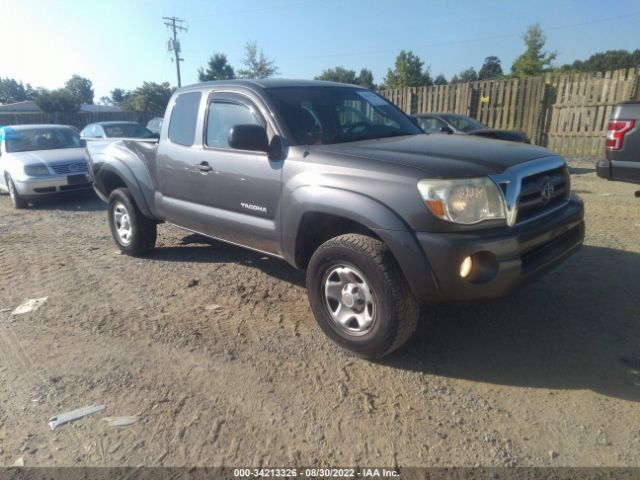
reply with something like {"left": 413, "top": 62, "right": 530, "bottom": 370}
{"left": 168, "top": 92, "right": 202, "bottom": 146}
{"left": 206, "top": 99, "right": 265, "bottom": 149}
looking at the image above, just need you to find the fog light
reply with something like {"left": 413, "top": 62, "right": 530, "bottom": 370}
{"left": 460, "top": 256, "right": 473, "bottom": 278}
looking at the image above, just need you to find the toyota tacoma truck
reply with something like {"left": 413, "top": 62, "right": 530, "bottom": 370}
{"left": 86, "top": 79, "right": 585, "bottom": 359}
{"left": 596, "top": 100, "right": 640, "bottom": 187}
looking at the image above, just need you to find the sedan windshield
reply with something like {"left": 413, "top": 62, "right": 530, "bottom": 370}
{"left": 4, "top": 127, "right": 82, "bottom": 153}
{"left": 440, "top": 114, "right": 486, "bottom": 132}
{"left": 266, "top": 87, "right": 422, "bottom": 145}
{"left": 103, "top": 123, "right": 155, "bottom": 138}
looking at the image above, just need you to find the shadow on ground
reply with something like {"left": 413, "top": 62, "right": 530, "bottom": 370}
{"left": 27, "top": 190, "right": 106, "bottom": 212}
{"left": 149, "top": 233, "right": 306, "bottom": 287}
{"left": 385, "top": 245, "right": 640, "bottom": 402}
{"left": 151, "top": 234, "right": 640, "bottom": 401}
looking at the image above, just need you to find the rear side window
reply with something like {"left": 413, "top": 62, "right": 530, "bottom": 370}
{"left": 168, "top": 92, "right": 201, "bottom": 146}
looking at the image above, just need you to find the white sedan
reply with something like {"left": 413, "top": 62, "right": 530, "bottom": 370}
{"left": 0, "top": 124, "right": 91, "bottom": 208}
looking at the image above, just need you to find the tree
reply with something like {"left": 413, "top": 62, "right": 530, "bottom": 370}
{"left": 357, "top": 68, "right": 375, "bottom": 89}
{"left": 434, "top": 74, "right": 447, "bottom": 85}
{"left": 511, "top": 23, "right": 557, "bottom": 77}
{"left": 384, "top": 50, "right": 432, "bottom": 88}
{"left": 34, "top": 88, "right": 82, "bottom": 113}
{"left": 449, "top": 74, "right": 460, "bottom": 84}
{"left": 315, "top": 66, "right": 376, "bottom": 89}
{"left": 561, "top": 49, "right": 640, "bottom": 72}
{"left": 0, "top": 78, "right": 37, "bottom": 104}
{"left": 121, "top": 82, "right": 174, "bottom": 114}
{"left": 238, "top": 41, "right": 279, "bottom": 79}
{"left": 458, "top": 67, "right": 478, "bottom": 83}
{"left": 198, "top": 53, "right": 235, "bottom": 81}
{"left": 478, "top": 56, "right": 503, "bottom": 80}
{"left": 65, "top": 75, "right": 94, "bottom": 104}
{"left": 110, "top": 88, "right": 131, "bottom": 105}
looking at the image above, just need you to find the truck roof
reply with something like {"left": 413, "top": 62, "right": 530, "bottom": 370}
{"left": 180, "top": 78, "right": 368, "bottom": 92}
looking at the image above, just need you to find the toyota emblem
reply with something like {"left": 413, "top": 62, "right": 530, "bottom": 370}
{"left": 541, "top": 180, "right": 555, "bottom": 202}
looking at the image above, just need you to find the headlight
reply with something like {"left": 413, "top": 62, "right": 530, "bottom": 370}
{"left": 24, "top": 163, "right": 49, "bottom": 176}
{"left": 417, "top": 177, "right": 506, "bottom": 225}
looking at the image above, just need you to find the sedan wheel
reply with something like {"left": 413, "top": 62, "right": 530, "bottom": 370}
{"left": 5, "top": 174, "right": 27, "bottom": 209}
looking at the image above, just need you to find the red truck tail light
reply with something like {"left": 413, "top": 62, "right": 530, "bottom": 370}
{"left": 605, "top": 120, "right": 635, "bottom": 150}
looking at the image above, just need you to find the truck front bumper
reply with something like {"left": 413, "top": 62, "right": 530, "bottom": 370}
{"left": 413, "top": 195, "right": 584, "bottom": 302}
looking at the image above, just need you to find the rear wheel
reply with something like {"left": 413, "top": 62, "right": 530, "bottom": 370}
{"left": 306, "top": 234, "right": 419, "bottom": 359}
{"left": 5, "top": 174, "right": 27, "bottom": 209}
{"left": 108, "top": 188, "right": 157, "bottom": 256}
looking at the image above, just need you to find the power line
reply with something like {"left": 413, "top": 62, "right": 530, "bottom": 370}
{"left": 163, "top": 16, "right": 188, "bottom": 87}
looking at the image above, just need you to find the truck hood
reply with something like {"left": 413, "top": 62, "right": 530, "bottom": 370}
{"left": 7, "top": 148, "right": 87, "bottom": 167}
{"left": 309, "top": 134, "right": 555, "bottom": 177}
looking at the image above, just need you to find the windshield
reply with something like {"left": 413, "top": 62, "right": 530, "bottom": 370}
{"left": 103, "top": 123, "right": 155, "bottom": 138}
{"left": 440, "top": 114, "right": 486, "bottom": 132}
{"left": 266, "top": 87, "right": 422, "bottom": 145}
{"left": 4, "top": 127, "right": 82, "bottom": 153}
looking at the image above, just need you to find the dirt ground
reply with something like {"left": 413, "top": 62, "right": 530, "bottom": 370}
{"left": 0, "top": 157, "right": 639, "bottom": 468}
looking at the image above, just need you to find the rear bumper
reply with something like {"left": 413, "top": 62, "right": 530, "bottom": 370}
{"left": 596, "top": 159, "right": 640, "bottom": 184}
{"left": 14, "top": 174, "right": 92, "bottom": 198}
{"left": 412, "top": 196, "right": 584, "bottom": 302}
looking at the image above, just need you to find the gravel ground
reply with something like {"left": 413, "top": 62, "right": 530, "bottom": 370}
{"left": 0, "top": 157, "right": 639, "bottom": 468}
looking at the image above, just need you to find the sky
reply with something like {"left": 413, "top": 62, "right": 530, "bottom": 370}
{"left": 1, "top": 0, "right": 639, "bottom": 101}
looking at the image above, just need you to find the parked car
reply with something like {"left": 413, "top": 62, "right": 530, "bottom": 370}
{"left": 596, "top": 100, "right": 640, "bottom": 187}
{"left": 86, "top": 79, "right": 584, "bottom": 359}
{"left": 80, "top": 121, "right": 156, "bottom": 139}
{"left": 0, "top": 124, "right": 91, "bottom": 208}
{"left": 146, "top": 117, "right": 163, "bottom": 135}
{"left": 412, "top": 112, "right": 530, "bottom": 143}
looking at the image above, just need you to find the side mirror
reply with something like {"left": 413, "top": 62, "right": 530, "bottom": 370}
{"left": 80, "top": 139, "right": 87, "bottom": 147}
{"left": 228, "top": 124, "right": 269, "bottom": 153}
{"left": 439, "top": 126, "right": 454, "bottom": 134}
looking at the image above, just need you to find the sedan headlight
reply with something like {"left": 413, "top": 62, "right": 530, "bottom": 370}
{"left": 417, "top": 177, "right": 506, "bottom": 225}
{"left": 24, "top": 163, "right": 50, "bottom": 176}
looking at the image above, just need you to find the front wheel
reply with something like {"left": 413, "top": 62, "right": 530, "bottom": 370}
{"left": 107, "top": 188, "right": 157, "bottom": 256}
{"left": 5, "top": 174, "right": 27, "bottom": 209}
{"left": 306, "top": 234, "right": 419, "bottom": 359}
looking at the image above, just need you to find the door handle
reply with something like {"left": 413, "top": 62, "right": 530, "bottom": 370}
{"left": 196, "top": 162, "right": 213, "bottom": 173}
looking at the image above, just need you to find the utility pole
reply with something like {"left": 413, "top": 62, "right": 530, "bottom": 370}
{"left": 163, "top": 16, "right": 187, "bottom": 87}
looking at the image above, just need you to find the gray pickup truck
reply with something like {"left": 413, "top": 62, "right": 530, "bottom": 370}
{"left": 86, "top": 79, "right": 585, "bottom": 359}
{"left": 597, "top": 100, "right": 640, "bottom": 186}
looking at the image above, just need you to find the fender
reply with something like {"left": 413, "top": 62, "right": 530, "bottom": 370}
{"left": 282, "top": 185, "right": 442, "bottom": 303}
{"left": 90, "top": 140, "right": 159, "bottom": 220}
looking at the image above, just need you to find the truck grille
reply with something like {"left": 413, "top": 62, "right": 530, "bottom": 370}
{"left": 516, "top": 166, "right": 570, "bottom": 223}
{"left": 51, "top": 162, "right": 88, "bottom": 175}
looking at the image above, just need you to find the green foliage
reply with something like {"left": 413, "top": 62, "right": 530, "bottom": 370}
{"left": 199, "top": 53, "right": 236, "bottom": 81}
{"left": 458, "top": 67, "right": 478, "bottom": 83}
{"left": 121, "top": 82, "right": 174, "bottom": 114}
{"left": 478, "top": 56, "right": 503, "bottom": 80}
{"left": 315, "top": 66, "right": 375, "bottom": 89}
{"left": 238, "top": 41, "right": 279, "bottom": 79}
{"left": 384, "top": 50, "right": 432, "bottom": 88}
{"left": 560, "top": 49, "right": 640, "bottom": 73}
{"left": 0, "top": 78, "right": 37, "bottom": 104}
{"left": 511, "top": 23, "right": 556, "bottom": 77}
{"left": 434, "top": 74, "right": 447, "bottom": 85}
{"left": 110, "top": 88, "right": 131, "bottom": 105}
{"left": 34, "top": 88, "right": 82, "bottom": 113}
{"left": 64, "top": 75, "right": 94, "bottom": 104}
{"left": 449, "top": 74, "right": 460, "bottom": 84}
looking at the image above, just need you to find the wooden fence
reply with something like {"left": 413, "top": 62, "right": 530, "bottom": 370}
{"left": 380, "top": 67, "right": 640, "bottom": 157}
{"left": 0, "top": 111, "right": 159, "bottom": 131}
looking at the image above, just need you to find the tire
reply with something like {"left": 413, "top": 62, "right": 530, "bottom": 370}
{"left": 107, "top": 188, "right": 157, "bottom": 256}
{"left": 5, "top": 174, "right": 27, "bottom": 209}
{"left": 306, "top": 233, "right": 419, "bottom": 359}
